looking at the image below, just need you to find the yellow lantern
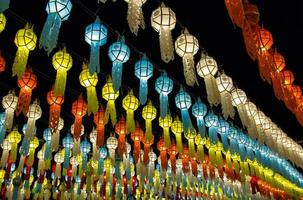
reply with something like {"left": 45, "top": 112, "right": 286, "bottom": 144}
{"left": 27, "top": 136, "right": 39, "bottom": 167}
{"left": 7, "top": 128, "right": 21, "bottom": 162}
{"left": 142, "top": 101, "right": 157, "bottom": 141}
{"left": 0, "top": 13, "right": 6, "bottom": 33}
{"left": 104, "top": 158, "right": 112, "bottom": 183}
{"left": 102, "top": 76, "right": 119, "bottom": 125}
{"left": 122, "top": 90, "right": 139, "bottom": 133}
{"left": 184, "top": 127, "right": 197, "bottom": 158}
{"left": 79, "top": 63, "right": 99, "bottom": 114}
{"left": 159, "top": 114, "right": 172, "bottom": 148}
{"left": 12, "top": 24, "right": 37, "bottom": 78}
{"left": 194, "top": 134, "right": 205, "bottom": 162}
{"left": 52, "top": 48, "right": 73, "bottom": 96}
{"left": 171, "top": 116, "right": 183, "bottom": 153}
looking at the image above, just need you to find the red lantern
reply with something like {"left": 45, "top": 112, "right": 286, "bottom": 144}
{"left": 0, "top": 54, "right": 5, "bottom": 73}
{"left": 115, "top": 116, "right": 128, "bottom": 156}
{"left": 141, "top": 135, "right": 154, "bottom": 165}
{"left": 190, "top": 156, "right": 198, "bottom": 177}
{"left": 16, "top": 68, "right": 37, "bottom": 116}
{"left": 157, "top": 138, "right": 168, "bottom": 170}
{"left": 94, "top": 105, "right": 107, "bottom": 147}
{"left": 131, "top": 124, "right": 143, "bottom": 164}
{"left": 72, "top": 95, "right": 87, "bottom": 140}
{"left": 281, "top": 70, "right": 294, "bottom": 86}
{"left": 47, "top": 88, "right": 64, "bottom": 132}
{"left": 180, "top": 147, "right": 190, "bottom": 174}
{"left": 269, "top": 50, "right": 286, "bottom": 73}
{"left": 167, "top": 143, "right": 178, "bottom": 174}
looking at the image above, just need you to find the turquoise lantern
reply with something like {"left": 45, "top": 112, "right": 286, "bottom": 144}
{"left": 134, "top": 55, "right": 153, "bottom": 105}
{"left": 98, "top": 146, "right": 107, "bottom": 176}
{"left": 80, "top": 138, "right": 91, "bottom": 172}
{"left": 191, "top": 98, "right": 207, "bottom": 138}
{"left": 0, "top": 0, "right": 9, "bottom": 12}
{"left": 175, "top": 87, "right": 192, "bottom": 132}
{"left": 227, "top": 126, "right": 239, "bottom": 155}
{"left": 204, "top": 112, "right": 218, "bottom": 144}
{"left": 43, "top": 128, "right": 52, "bottom": 163}
{"left": 0, "top": 112, "right": 5, "bottom": 144}
{"left": 217, "top": 119, "right": 229, "bottom": 151}
{"left": 155, "top": 72, "right": 173, "bottom": 118}
{"left": 20, "top": 124, "right": 37, "bottom": 156}
{"left": 108, "top": 37, "right": 130, "bottom": 92}
{"left": 39, "top": 0, "right": 72, "bottom": 55}
{"left": 85, "top": 17, "right": 108, "bottom": 75}
{"left": 63, "top": 134, "right": 73, "bottom": 169}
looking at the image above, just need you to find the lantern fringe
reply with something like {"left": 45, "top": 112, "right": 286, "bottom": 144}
{"left": 11, "top": 143, "right": 17, "bottom": 162}
{"left": 209, "top": 127, "right": 217, "bottom": 144}
{"left": 87, "top": 86, "right": 98, "bottom": 114}
{"left": 37, "top": 159, "right": 45, "bottom": 175}
{"left": 221, "top": 134, "right": 229, "bottom": 151}
{"left": 126, "top": 110, "right": 135, "bottom": 133}
{"left": 145, "top": 120, "right": 152, "bottom": 142}
{"left": 0, "top": 125, "right": 5, "bottom": 144}
{"left": 205, "top": 75, "right": 220, "bottom": 106}
{"left": 82, "top": 155, "right": 88, "bottom": 172}
{"left": 16, "top": 89, "right": 32, "bottom": 116}
{"left": 175, "top": 134, "right": 183, "bottom": 153}
{"left": 163, "top": 128, "right": 171, "bottom": 148}
{"left": 196, "top": 118, "right": 206, "bottom": 137}
{"left": 27, "top": 149, "right": 35, "bottom": 166}
{"left": 96, "top": 125, "right": 105, "bottom": 147}
{"left": 73, "top": 117, "right": 82, "bottom": 140}
{"left": 159, "top": 27, "right": 174, "bottom": 63}
{"left": 49, "top": 105, "right": 61, "bottom": 134}
{"left": 127, "top": 0, "right": 145, "bottom": 35}
{"left": 188, "top": 139, "right": 195, "bottom": 157}
{"left": 183, "top": 55, "right": 198, "bottom": 87}
{"left": 17, "top": 155, "right": 25, "bottom": 173}
{"left": 44, "top": 142, "right": 51, "bottom": 160}
{"left": 39, "top": 13, "right": 62, "bottom": 55}
{"left": 237, "top": 105, "right": 249, "bottom": 129}
{"left": 112, "top": 62, "right": 123, "bottom": 92}
{"left": 54, "top": 70, "right": 67, "bottom": 96}
{"left": 55, "top": 163, "right": 61, "bottom": 178}
{"left": 4, "top": 110, "right": 14, "bottom": 132}
{"left": 12, "top": 184, "right": 19, "bottom": 200}
{"left": 51, "top": 131, "right": 60, "bottom": 152}
{"left": 221, "top": 92, "right": 235, "bottom": 120}
{"left": 197, "top": 145, "right": 204, "bottom": 162}
{"left": 106, "top": 101, "right": 116, "bottom": 126}
{"left": 117, "top": 135, "right": 125, "bottom": 156}
{"left": 0, "top": 150, "right": 8, "bottom": 168}
{"left": 73, "top": 139, "right": 80, "bottom": 157}
{"left": 24, "top": 119, "right": 35, "bottom": 139}
{"left": 181, "top": 110, "right": 191, "bottom": 133}
{"left": 63, "top": 148, "right": 70, "bottom": 169}
{"left": 139, "top": 79, "right": 148, "bottom": 105}
{"left": 12, "top": 48, "right": 29, "bottom": 78}
{"left": 159, "top": 94, "right": 169, "bottom": 118}
{"left": 89, "top": 45, "right": 100, "bottom": 75}
{"left": 216, "top": 151, "right": 223, "bottom": 166}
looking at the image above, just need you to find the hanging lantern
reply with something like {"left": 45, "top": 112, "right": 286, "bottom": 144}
{"left": 54, "top": 152, "right": 64, "bottom": 179}
{"left": 125, "top": 0, "right": 147, "bottom": 35}
{"left": 0, "top": 13, "right": 6, "bottom": 34}
{"left": 16, "top": 68, "right": 37, "bottom": 116}
{"left": 85, "top": 17, "right": 108, "bottom": 74}
{"left": 184, "top": 127, "right": 197, "bottom": 158}
{"left": 142, "top": 101, "right": 157, "bottom": 142}
{"left": 89, "top": 129, "right": 99, "bottom": 161}
{"left": 71, "top": 123, "right": 84, "bottom": 157}
{"left": 175, "top": 87, "right": 192, "bottom": 132}
{"left": 175, "top": 29, "right": 199, "bottom": 86}
{"left": 180, "top": 147, "right": 190, "bottom": 174}
{"left": 79, "top": 63, "right": 99, "bottom": 114}
{"left": 151, "top": 3, "right": 176, "bottom": 63}
{"left": 106, "top": 135, "right": 118, "bottom": 162}
{"left": 196, "top": 53, "right": 220, "bottom": 106}
{"left": 102, "top": 76, "right": 119, "bottom": 125}
{"left": 155, "top": 72, "right": 173, "bottom": 118}
{"left": 12, "top": 24, "right": 37, "bottom": 78}
{"left": 115, "top": 116, "right": 128, "bottom": 156}
{"left": 94, "top": 105, "right": 107, "bottom": 147}
{"left": 7, "top": 128, "right": 21, "bottom": 162}
{"left": 270, "top": 51, "right": 286, "bottom": 100}
{"left": 2, "top": 91, "right": 18, "bottom": 131}
{"left": 0, "top": 53, "right": 6, "bottom": 73}
{"left": 231, "top": 89, "right": 248, "bottom": 128}
{"left": 0, "top": 139, "right": 11, "bottom": 168}
{"left": 167, "top": 143, "right": 178, "bottom": 174}
{"left": 255, "top": 27, "right": 273, "bottom": 53}
{"left": 43, "top": 128, "right": 52, "bottom": 167}
{"left": 51, "top": 117, "right": 64, "bottom": 151}
{"left": 47, "top": 88, "right": 64, "bottom": 133}
{"left": 131, "top": 125, "right": 144, "bottom": 164}
{"left": 62, "top": 134, "right": 73, "bottom": 170}
{"left": 27, "top": 137, "right": 39, "bottom": 167}
{"left": 24, "top": 100, "right": 42, "bottom": 140}
{"left": 80, "top": 139, "right": 91, "bottom": 173}
{"left": 72, "top": 95, "right": 87, "bottom": 140}
{"left": 108, "top": 37, "right": 130, "bottom": 92}
{"left": 157, "top": 138, "right": 168, "bottom": 171}
{"left": 194, "top": 134, "right": 205, "bottom": 162}
{"left": 216, "top": 73, "right": 235, "bottom": 119}
{"left": 191, "top": 98, "right": 207, "bottom": 137}
{"left": 159, "top": 114, "right": 172, "bottom": 148}
{"left": 217, "top": 119, "right": 230, "bottom": 151}
{"left": 52, "top": 48, "right": 73, "bottom": 96}
{"left": 134, "top": 55, "right": 153, "bottom": 104}
{"left": 40, "top": 0, "right": 72, "bottom": 55}
{"left": 142, "top": 135, "right": 153, "bottom": 165}
{"left": 171, "top": 116, "right": 183, "bottom": 153}
{"left": 205, "top": 112, "right": 219, "bottom": 144}
{"left": 122, "top": 90, "right": 139, "bottom": 133}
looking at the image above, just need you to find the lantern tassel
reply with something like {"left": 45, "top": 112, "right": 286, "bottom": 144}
{"left": 183, "top": 55, "right": 198, "bottom": 87}
{"left": 181, "top": 110, "right": 191, "bottom": 133}
{"left": 16, "top": 89, "right": 32, "bottom": 116}
{"left": 89, "top": 45, "right": 100, "bottom": 75}
{"left": 159, "top": 27, "right": 174, "bottom": 63}
{"left": 126, "top": 110, "right": 135, "bottom": 133}
{"left": 112, "top": 61, "right": 123, "bottom": 92}
{"left": 229, "top": 139, "right": 238, "bottom": 155}
{"left": 98, "top": 159, "right": 104, "bottom": 176}
{"left": 4, "top": 110, "right": 14, "bottom": 132}
{"left": 25, "top": 118, "right": 35, "bottom": 139}
{"left": 17, "top": 155, "right": 25, "bottom": 173}
{"left": 159, "top": 94, "right": 169, "bottom": 118}
{"left": 197, "top": 118, "right": 206, "bottom": 137}
{"left": 221, "top": 134, "right": 229, "bottom": 151}
{"left": 175, "top": 134, "right": 183, "bottom": 153}
{"left": 106, "top": 101, "right": 116, "bottom": 126}
{"left": 27, "top": 149, "right": 35, "bottom": 166}
{"left": 39, "top": 13, "right": 62, "bottom": 55}
{"left": 221, "top": 92, "right": 235, "bottom": 119}
{"left": 49, "top": 105, "right": 61, "bottom": 133}
{"left": 117, "top": 135, "right": 126, "bottom": 156}
{"left": 12, "top": 184, "right": 19, "bottom": 200}
{"left": 96, "top": 125, "right": 105, "bottom": 147}
{"left": 52, "top": 131, "right": 60, "bottom": 152}
{"left": 237, "top": 105, "right": 249, "bottom": 129}
{"left": 12, "top": 48, "right": 29, "bottom": 78}
{"left": 197, "top": 145, "right": 204, "bottom": 162}
{"left": 208, "top": 147, "right": 216, "bottom": 166}
{"left": 44, "top": 142, "right": 52, "bottom": 161}
{"left": 205, "top": 76, "right": 220, "bottom": 106}
{"left": 0, "top": 150, "right": 9, "bottom": 168}
{"left": 87, "top": 86, "right": 98, "bottom": 114}
{"left": 82, "top": 155, "right": 88, "bottom": 172}
{"left": 163, "top": 127, "right": 171, "bottom": 148}
{"left": 0, "top": 125, "right": 5, "bottom": 145}
{"left": 73, "top": 139, "right": 80, "bottom": 157}
{"left": 139, "top": 79, "right": 148, "bottom": 105}
{"left": 11, "top": 143, "right": 18, "bottom": 162}
{"left": 73, "top": 117, "right": 82, "bottom": 140}
{"left": 145, "top": 120, "right": 152, "bottom": 142}
{"left": 63, "top": 148, "right": 70, "bottom": 169}
{"left": 209, "top": 127, "right": 217, "bottom": 144}
{"left": 188, "top": 139, "right": 195, "bottom": 157}
{"left": 54, "top": 70, "right": 67, "bottom": 96}
{"left": 55, "top": 163, "right": 61, "bottom": 178}
{"left": 127, "top": 0, "right": 145, "bottom": 35}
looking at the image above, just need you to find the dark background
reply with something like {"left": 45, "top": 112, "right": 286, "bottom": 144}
{"left": 0, "top": 0, "right": 302, "bottom": 161}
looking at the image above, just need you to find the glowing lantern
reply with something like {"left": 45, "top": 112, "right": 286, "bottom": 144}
{"left": 157, "top": 138, "right": 168, "bottom": 171}
{"left": 205, "top": 112, "right": 218, "bottom": 144}
{"left": 16, "top": 68, "right": 37, "bottom": 116}
{"left": 184, "top": 127, "right": 197, "bottom": 158}
{"left": 40, "top": 0, "right": 72, "bottom": 55}
{"left": 131, "top": 125, "right": 144, "bottom": 164}
{"left": 85, "top": 17, "right": 107, "bottom": 74}
{"left": 175, "top": 87, "right": 192, "bottom": 132}
{"left": 175, "top": 29, "right": 199, "bottom": 86}
{"left": 122, "top": 90, "right": 139, "bottom": 133}
{"left": 216, "top": 73, "right": 235, "bottom": 119}
{"left": 171, "top": 116, "right": 183, "bottom": 153}
{"left": 80, "top": 139, "right": 91, "bottom": 173}
{"left": 281, "top": 70, "right": 294, "bottom": 88}
{"left": 52, "top": 48, "right": 73, "bottom": 96}
{"left": 62, "top": 134, "right": 73, "bottom": 170}
{"left": 217, "top": 119, "right": 230, "bottom": 151}
{"left": 155, "top": 72, "right": 173, "bottom": 118}
{"left": 168, "top": 143, "right": 178, "bottom": 174}
{"left": 0, "top": 53, "right": 6, "bottom": 72}
{"left": 54, "top": 152, "right": 64, "bottom": 179}
{"left": 71, "top": 123, "right": 84, "bottom": 157}
{"left": 142, "top": 101, "right": 157, "bottom": 142}
{"left": 7, "top": 128, "right": 21, "bottom": 162}
{"left": 94, "top": 105, "right": 107, "bottom": 147}
{"left": 2, "top": 91, "right": 18, "bottom": 131}
{"left": 43, "top": 128, "right": 52, "bottom": 166}
{"left": 47, "top": 88, "right": 64, "bottom": 132}
{"left": 255, "top": 27, "right": 273, "bottom": 52}
{"left": 37, "top": 149, "right": 45, "bottom": 175}
{"left": 27, "top": 137, "right": 39, "bottom": 167}
{"left": 231, "top": 89, "right": 248, "bottom": 127}
{"left": 0, "top": 13, "right": 6, "bottom": 34}
{"left": 24, "top": 100, "right": 42, "bottom": 140}
{"left": 72, "top": 95, "right": 87, "bottom": 140}
{"left": 151, "top": 3, "right": 176, "bottom": 63}
{"left": 0, "top": 139, "right": 11, "bottom": 168}
{"left": 148, "top": 151, "right": 157, "bottom": 181}
{"left": 51, "top": 117, "right": 64, "bottom": 151}
{"left": 194, "top": 134, "right": 205, "bottom": 162}
{"left": 196, "top": 53, "right": 220, "bottom": 106}
{"left": 125, "top": 0, "right": 147, "bottom": 35}
{"left": 159, "top": 114, "right": 172, "bottom": 148}
{"left": 142, "top": 135, "right": 153, "bottom": 165}
{"left": 106, "top": 135, "right": 118, "bottom": 162}
{"left": 102, "top": 76, "right": 119, "bottom": 125}
{"left": 70, "top": 156, "right": 79, "bottom": 178}
{"left": 191, "top": 98, "right": 207, "bottom": 137}
{"left": 134, "top": 55, "right": 153, "bottom": 104}
{"left": 115, "top": 116, "right": 128, "bottom": 156}
{"left": 79, "top": 63, "right": 99, "bottom": 114}
{"left": 89, "top": 129, "right": 98, "bottom": 160}
{"left": 12, "top": 24, "right": 37, "bottom": 78}
{"left": 108, "top": 38, "right": 130, "bottom": 92}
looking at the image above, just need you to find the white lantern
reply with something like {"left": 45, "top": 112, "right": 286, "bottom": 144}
{"left": 231, "top": 89, "right": 248, "bottom": 127}
{"left": 106, "top": 135, "right": 118, "bottom": 162}
{"left": 89, "top": 129, "right": 99, "bottom": 160}
{"left": 0, "top": 139, "right": 11, "bottom": 168}
{"left": 125, "top": 0, "right": 147, "bottom": 35}
{"left": 54, "top": 152, "right": 64, "bottom": 179}
{"left": 25, "top": 99, "right": 42, "bottom": 139}
{"left": 2, "top": 91, "right": 18, "bottom": 131}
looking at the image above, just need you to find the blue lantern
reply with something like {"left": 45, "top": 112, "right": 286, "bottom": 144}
{"left": 98, "top": 146, "right": 107, "bottom": 175}
{"left": 0, "top": 0, "right": 9, "bottom": 12}
{"left": 0, "top": 112, "right": 5, "bottom": 144}
{"left": 108, "top": 37, "right": 130, "bottom": 92}
{"left": 175, "top": 87, "right": 192, "bottom": 132}
{"left": 85, "top": 17, "right": 108, "bottom": 75}
{"left": 217, "top": 119, "right": 229, "bottom": 151}
{"left": 237, "top": 134, "right": 247, "bottom": 161}
{"left": 134, "top": 55, "right": 153, "bottom": 104}
{"left": 43, "top": 128, "right": 52, "bottom": 163}
{"left": 191, "top": 98, "right": 207, "bottom": 137}
{"left": 63, "top": 134, "right": 73, "bottom": 169}
{"left": 204, "top": 112, "right": 218, "bottom": 144}
{"left": 39, "top": 0, "right": 72, "bottom": 55}
{"left": 20, "top": 124, "right": 37, "bottom": 156}
{"left": 155, "top": 72, "right": 173, "bottom": 118}
{"left": 80, "top": 138, "right": 91, "bottom": 172}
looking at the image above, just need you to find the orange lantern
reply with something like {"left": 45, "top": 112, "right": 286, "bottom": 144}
{"left": 115, "top": 116, "right": 128, "bottom": 156}
{"left": 157, "top": 138, "right": 167, "bottom": 171}
{"left": 243, "top": 2, "right": 260, "bottom": 25}
{"left": 255, "top": 27, "right": 273, "bottom": 52}
{"left": 131, "top": 124, "right": 144, "bottom": 164}
{"left": 72, "top": 95, "right": 87, "bottom": 140}
{"left": 94, "top": 105, "right": 107, "bottom": 147}
{"left": 167, "top": 143, "right": 178, "bottom": 174}
{"left": 270, "top": 50, "right": 286, "bottom": 73}
{"left": 287, "top": 85, "right": 302, "bottom": 112}
{"left": 16, "top": 68, "right": 37, "bottom": 116}
{"left": 142, "top": 135, "right": 154, "bottom": 165}
{"left": 0, "top": 53, "right": 5, "bottom": 73}
{"left": 224, "top": 0, "right": 245, "bottom": 28}
{"left": 180, "top": 147, "right": 190, "bottom": 174}
{"left": 281, "top": 70, "right": 294, "bottom": 86}
{"left": 47, "top": 88, "right": 64, "bottom": 132}
{"left": 190, "top": 156, "right": 198, "bottom": 177}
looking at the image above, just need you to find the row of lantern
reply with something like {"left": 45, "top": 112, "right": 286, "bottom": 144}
{"left": 224, "top": 0, "right": 303, "bottom": 127}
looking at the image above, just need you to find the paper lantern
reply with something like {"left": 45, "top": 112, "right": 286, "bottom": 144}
{"left": 72, "top": 95, "right": 87, "bottom": 140}
{"left": 47, "top": 88, "right": 64, "bottom": 133}
{"left": 205, "top": 112, "right": 219, "bottom": 144}
{"left": 102, "top": 76, "right": 119, "bottom": 125}
{"left": 196, "top": 53, "right": 220, "bottom": 106}
{"left": 142, "top": 101, "right": 157, "bottom": 141}
{"left": 108, "top": 38, "right": 130, "bottom": 92}
{"left": 37, "top": 149, "right": 45, "bottom": 175}
{"left": 52, "top": 48, "right": 73, "bottom": 96}
{"left": 24, "top": 100, "right": 42, "bottom": 140}
{"left": 7, "top": 128, "right": 21, "bottom": 162}
{"left": 217, "top": 119, "right": 230, "bottom": 151}
{"left": 122, "top": 90, "right": 139, "bottom": 133}
{"left": 79, "top": 63, "right": 99, "bottom": 114}
{"left": 175, "top": 87, "right": 192, "bottom": 132}
{"left": 216, "top": 73, "right": 235, "bottom": 119}
{"left": 191, "top": 98, "right": 207, "bottom": 137}
{"left": 155, "top": 72, "right": 173, "bottom": 118}
{"left": 27, "top": 137, "right": 39, "bottom": 167}
{"left": 194, "top": 134, "right": 205, "bottom": 162}
{"left": 131, "top": 125, "right": 144, "bottom": 164}
{"left": 54, "top": 152, "right": 64, "bottom": 179}
{"left": 94, "top": 105, "right": 107, "bottom": 147}
{"left": 62, "top": 134, "right": 73, "bottom": 170}
{"left": 151, "top": 3, "right": 176, "bottom": 63}
{"left": 16, "top": 68, "right": 37, "bottom": 116}
{"left": 231, "top": 89, "right": 248, "bottom": 128}
{"left": 125, "top": 0, "right": 147, "bottom": 35}
{"left": 171, "top": 116, "right": 183, "bottom": 153}
{"left": 51, "top": 117, "right": 64, "bottom": 151}
{"left": 85, "top": 17, "right": 107, "bottom": 74}
{"left": 0, "top": 139, "right": 11, "bottom": 168}
{"left": 0, "top": 13, "right": 6, "bottom": 34}
{"left": 40, "top": 0, "right": 72, "bottom": 55}
{"left": 134, "top": 55, "right": 153, "bottom": 104}
{"left": 255, "top": 27, "right": 273, "bottom": 52}
{"left": 159, "top": 114, "right": 172, "bottom": 148}
{"left": 0, "top": 53, "right": 6, "bottom": 73}
{"left": 43, "top": 128, "right": 52, "bottom": 166}
{"left": 2, "top": 91, "right": 18, "bottom": 131}
{"left": 106, "top": 135, "right": 118, "bottom": 162}
{"left": 12, "top": 24, "right": 37, "bottom": 78}
{"left": 184, "top": 127, "right": 197, "bottom": 158}
{"left": 80, "top": 139, "right": 91, "bottom": 173}
{"left": 115, "top": 116, "right": 128, "bottom": 156}
{"left": 270, "top": 51, "right": 285, "bottom": 73}
{"left": 175, "top": 29, "right": 199, "bottom": 86}
{"left": 142, "top": 135, "right": 153, "bottom": 165}
{"left": 157, "top": 138, "right": 168, "bottom": 171}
